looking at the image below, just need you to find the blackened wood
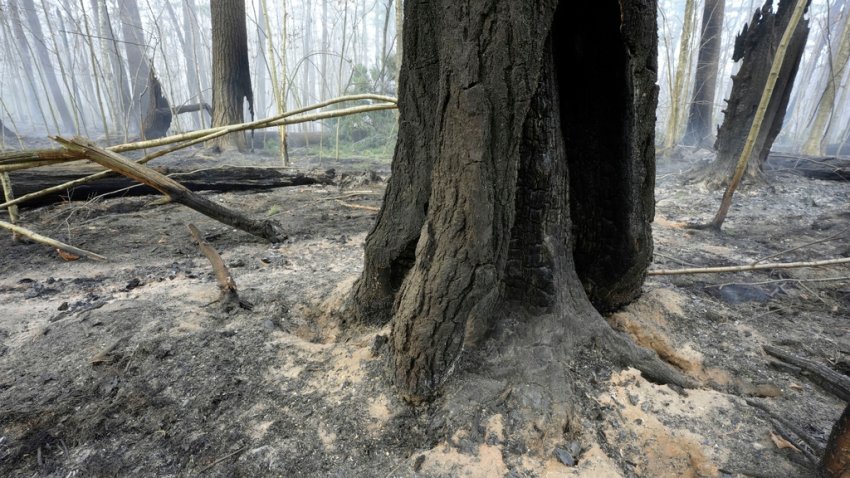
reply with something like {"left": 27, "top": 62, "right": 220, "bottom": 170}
{"left": 707, "top": 0, "right": 810, "bottom": 185}
{"left": 765, "top": 153, "right": 850, "bottom": 181}
{"left": 9, "top": 166, "right": 334, "bottom": 207}
{"left": 763, "top": 345, "right": 850, "bottom": 402}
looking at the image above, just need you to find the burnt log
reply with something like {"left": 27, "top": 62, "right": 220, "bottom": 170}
{"left": 765, "top": 153, "right": 850, "bottom": 181}
{"left": 8, "top": 166, "right": 335, "bottom": 208}
{"left": 695, "top": 0, "right": 810, "bottom": 188}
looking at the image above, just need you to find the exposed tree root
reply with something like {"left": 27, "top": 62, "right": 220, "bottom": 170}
{"left": 400, "top": 300, "right": 700, "bottom": 469}
{"left": 595, "top": 324, "right": 697, "bottom": 389}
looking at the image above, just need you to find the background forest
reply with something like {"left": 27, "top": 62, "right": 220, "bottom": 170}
{"left": 0, "top": 0, "right": 401, "bottom": 156}
{"left": 0, "top": 0, "right": 847, "bottom": 157}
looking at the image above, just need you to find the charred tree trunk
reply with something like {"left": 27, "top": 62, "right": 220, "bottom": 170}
{"left": 683, "top": 0, "right": 725, "bottom": 147}
{"left": 342, "top": 0, "right": 687, "bottom": 435}
{"left": 699, "top": 0, "right": 810, "bottom": 188}
{"left": 823, "top": 403, "right": 850, "bottom": 477}
{"left": 210, "top": 0, "right": 253, "bottom": 152}
{"left": 137, "top": 69, "right": 212, "bottom": 140}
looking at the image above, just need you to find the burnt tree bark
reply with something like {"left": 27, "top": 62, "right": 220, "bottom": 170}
{"left": 697, "top": 0, "right": 810, "bottom": 188}
{"left": 342, "top": 0, "right": 688, "bottom": 433}
{"left": 210, "top": 0, "right": 253, "bottom": 152}
{"left": 823, "top": 403, "right": 850, "bottom": 477}
{"left": 139, "top": 69, "right": 212, "bottom": 139}
{"left": 683, "top": 0, "right": 725, "bottom": 147}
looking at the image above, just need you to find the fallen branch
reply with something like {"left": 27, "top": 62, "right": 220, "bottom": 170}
{"left": 763, "top": 345, "right": 850, "bottom": 402}
{"left": 0, "top": 94, "right": 397, "bottom": 173}
{"left": 0, "top": 171, "right": 19, "bottom": 239}
{"left": 54, "top": 137, "right": 285, "bottom": 243}
{"left": 648, "top": 257, "right": 850, "bottom": 276}
{"left": 7, "top": 166, "right": 334, "bottom": 207}
{"left": 187, "top": 223, "right": 249, "bottom": 312}
{"left": 0, "top": 218, "right": 106, "bottom": 261}
{"left": 0, "top": 103, "right": 390, "bottom": 209}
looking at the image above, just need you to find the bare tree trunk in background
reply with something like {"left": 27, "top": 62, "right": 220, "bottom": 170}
{"left": 4, "top": 3, "right": 50, "bottom": 131}
{"left": 117, "top": 0, "right": 151, "bottom": 135}
{"left": 253, "top": 2, "right": 268, "bottom": 122}
{"left": 161, "top": 0, "right": 194, "bottom": 129}
{"left": 56, "top": 0, "right": 97, "bottom": 136}
{"left": 783, "top": 0, "right": 842, "bottom": 144}
{"left": 801, "top": 7, "right": 850, "bottom": 156}
{"left": 302, "top": 0, "right": 313, "bottom": 135}
{"left": 99, "top": 0, "right": 132, "bottom": 137}
{"left": 662, "top": 0, "right": 697, "bottom": 152}
{"left": 79, "top": 0, "right": 110, "bottom": 135}
{"left": 697, "top": 0, "right": 810, "bottom": 189}
{"left": 210, "top": 0, "right": 253, "bottom": 152}
{"left": 259, "top": 0, "right": 289, "bottom": 163}
{"left": 44, "top": 1, "right": 86, "bottom": 135}
{"left": 183, "top": 0, "right": 208, "bottom": 129}
{"left": 683, "top": 0, "right": 725, "bottom": 147}
{"left": 321, "top": 0, "right": 329, "bottom": 101}
{"left": 12, "top": 0, "right": 74, "bottom": 131}
{"left": 19, "top": 0, "right": 75, "bottom": 133}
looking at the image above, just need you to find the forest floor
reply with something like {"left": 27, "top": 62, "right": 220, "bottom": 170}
{"left": 0, "top": 144, "right": 848, "bottom": 477}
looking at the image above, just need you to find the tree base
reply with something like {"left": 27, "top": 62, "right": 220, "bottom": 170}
{"left": 391, "top": 298, "right": 695, "bottom": 459}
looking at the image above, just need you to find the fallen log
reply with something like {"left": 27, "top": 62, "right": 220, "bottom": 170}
{"left": 7, "top": 166, "right": 335, "bottom": 208}
{"left": 55, "top": 137, "right": 286, "bottom": 243}
{"left": 765, "top": 153, "right": 850, "bottom": 181}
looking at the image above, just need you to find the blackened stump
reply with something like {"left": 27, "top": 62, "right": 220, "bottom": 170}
{"left": 344, "top": 0, "right": 686, "bottom": 407}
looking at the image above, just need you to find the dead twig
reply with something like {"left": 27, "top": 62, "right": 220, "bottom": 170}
{"left": 753, "top": 226, "right": 850, "bottom": 265}
{"left": 187, "top": 223, "right": 250, "bottom": 312}
{"left": 54, "top": 137, "right": 286, "bottom": 242}
{"left": 0, "top": 218, "right": 106, "bottom": 261}
{"left": 90, "top": 338, "right": 127, "bottom": 365}
{"left": 335, "top": 200, "right": 380, "bottom": 212}
{"left": 769, "top": 418, "right": 820, "bottom": 465}
{"left": 744, "top": 397, "right": 824, "bottom": 457}
{"left": 763, "top": 345, "right": 850, "bottom": 402}
{"left": 653, "top": 252, "right": 699, "bottom": 267}
{"left": 648, "top": 257, "right": 850, "bottom": 276}
{"left": 708, "top": 276, "right": 850, "bottom": 288}
{"left": 194, "top": 446, "right": 246, "bottom": 476}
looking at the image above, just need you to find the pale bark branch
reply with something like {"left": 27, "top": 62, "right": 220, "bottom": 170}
{"left": 648, "top": 257, "right": 850, "bottom": 276}
{"left": 53, "top": 136, "right": 286, "bottom": 242}
{"left": 0, "top": 218, "right": 106, "bottom": 261}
